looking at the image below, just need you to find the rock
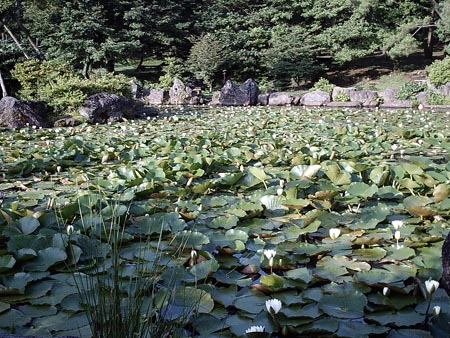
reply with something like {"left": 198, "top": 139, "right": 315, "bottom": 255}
{"left": 169, "top": 78, "right": 193, "bottom": 105}
{"left": 0, "top": 96, "right": 48, "bottom": 129}
{"left": 349, "top": 90, "right": 379, "bottom": 107}
{"left": 144, "top": 89, "right": 169, "bottom": 105}
{"left": 267, "top": 92, "right": 301, "bottom": 106}
{"left": 258, "top": 94, "right": 270, "bottom": 106}
{"left": 439, "top": 82, "right": 450, "bottom": 97}
{"left": 378, "top": 88, "right": 413, "bottom": 108}
{"left": 331, "top": 86, "right": 357, "bottom": 101}
{"left": 417, "top": 91, "right": 428, "bottom": 105}
{"left": 79, "top": 93, "right": 156, "bottom": 124}
{"left": 301, "top": 90, "right": 330, "bottom": 106}
{"left": 130, "top": 80, "right": 141, "bottom": 99}
{"left": 54, "top": 117, "right": 82, "bottom": 127}
{"left": 211, "top": 79, "right": 259, "bottom": 106}
{"left": 326, "top": 101, "right": 362, "bottom": 108}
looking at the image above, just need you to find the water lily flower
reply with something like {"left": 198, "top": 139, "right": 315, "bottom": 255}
{"left": 383, "top": 287, "right": 390, "bottom": 296}
{"left": 425, "top": 279, "right": 439, "bottom": 295}
{"left": 433, "top": 305, "right": 441, "bottom": 315}
{"left": 329, "top": 228, "right": 341, "bottom": 240}
{"left": 263, "top": 249, "right": 276, "bottom": 267}
{"left": 190, "top": 249, "right": 197, "bottom": 260}
{"left": 392, "top": 220, "right": 403, "bottom": 230}
{"left": 265, "top": 298, "right": 282, "bottom": 314}
{"left": 66, "top": 225, "right": 74, "bottom": 236}
{"left": 245, "top": 326, "right": 265, "bottom": 333}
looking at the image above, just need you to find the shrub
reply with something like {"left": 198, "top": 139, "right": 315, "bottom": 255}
{"left": 427, "top": 91, "right": 450, "bottom": 105}
{"left": 395, "top": 81, "right": 426, "bottom": 100}
{"left": 12, "top": 59, "right": 132, "bottom": 117}
{"left": 334, "top": 92, "right": 351, "bottom": 102}
{"left": 312, "top": 78, "right": 334, "bottom": 93}
{"left": 157, "top": 57, "right": 186, "bottom": 89}
{"left": 426, "top": 56, "right": 450, "bottom": 86}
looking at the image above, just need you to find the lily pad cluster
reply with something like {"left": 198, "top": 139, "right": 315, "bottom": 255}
{"left": 1, "top": 107, "right": 450, "bottom": 337}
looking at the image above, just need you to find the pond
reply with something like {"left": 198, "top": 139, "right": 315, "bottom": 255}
{"left": 1, "top": 106, "right": 450, "bottom": 337}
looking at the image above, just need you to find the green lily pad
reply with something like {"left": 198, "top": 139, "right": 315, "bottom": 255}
{"left": 319, "top": 289, "right": 367, "bottom": 319}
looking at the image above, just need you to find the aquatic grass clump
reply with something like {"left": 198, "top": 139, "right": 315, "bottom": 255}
{"left": 63, "top": 195, "right": 195, "bottom": 338}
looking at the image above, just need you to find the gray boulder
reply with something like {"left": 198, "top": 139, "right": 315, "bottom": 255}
{"left": 258, "top": 94, "right": 270, "bottom": 106}
{"left": 79, "top": 93, "right": 157, "bottom": 124}
{"left": 301, "top": 90, "right": 331, "bottom": 106}
{"left": 268, "top": 92, "right": 301, "bottom": 106}
{"left": 331, "top": 86, "right": 357, "bottom": 101}
{"left": 211, "top": 79, "right": 259, "bottom": 106}
{"left": 349, "top": 90, "right": 379, "bottom": 107}
{"left": 169, "top": 78, "right": 193, "bottom": 105}
{"left": 144, "top": 89, "right": 169, "bottom": 105}
{"left": 0, "top": 96, "right": 48, "bottom": 129}
{"left": 378, "top": 88, "right": 413, "bottom": 108}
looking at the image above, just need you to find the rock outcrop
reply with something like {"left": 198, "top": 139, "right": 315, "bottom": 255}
{"left": 0, "top": 96, "right": 48, "bottom": 129}
{"left": 211, "top": 79, "right": 259, "bottom": 106}
{"left": 301, "top": 90, "right": 331, "bottom": 106}
{"left": 79, "top": 93, "right": 157, "bottom": 124}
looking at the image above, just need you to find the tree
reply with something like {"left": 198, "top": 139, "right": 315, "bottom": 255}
{"left": 187, "top": 33, "right": 223, "bottom": 91}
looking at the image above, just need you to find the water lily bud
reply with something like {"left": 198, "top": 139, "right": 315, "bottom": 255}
{"left": 190, "top": 249, "right": 197, "bottom": 260}
{"left": 394, "top": 230, "right": 401, "bottom": 240}
{"left": 279, "top": 180, "right": 285, "bottom": 188}
{"left": 425, "top": 279, "right": 439, "bottom": 295}
{"left": 265, "top": 298, "right": 282, "bottom": 314}
{"left": 392, "top": 220, "right": 403, "bottom": 230}
{"left": 433, "top": 305, "right": 441, "bottom": 315}
{"left": 245, "top": 325, "right": 265, "bottom": 333}
{"left": 66, "top": 225, "right": 74, "bottom": 236}
{"left": 382, "top": 287, "right": 390, "bottom": 296}
{"left": 276, "top": 188, "right": 283, "bottom": 196}
{"left": 329, "top": 228, "right": 341, "bottom": 240}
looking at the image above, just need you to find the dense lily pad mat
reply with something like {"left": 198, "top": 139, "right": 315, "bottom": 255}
{"left": 1, "top": 107, "right": 450, "bottom": 337}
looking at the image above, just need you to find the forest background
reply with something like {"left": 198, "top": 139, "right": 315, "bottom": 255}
{"left": 1, "top": 0, "right": 450, "bottom": 94}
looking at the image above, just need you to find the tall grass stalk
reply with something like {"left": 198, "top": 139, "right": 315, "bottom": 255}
{"left": 61, "top": 194, "right": 194, "bottom": 338}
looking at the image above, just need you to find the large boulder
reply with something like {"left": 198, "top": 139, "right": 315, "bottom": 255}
{"left": 144, "top": 89, "right": 169, "bottom": 105}
{"left": 267, "top": 92, "right": 302, "bottom": 106}
{"left": 331, "top": 86, "right": 357, "bottom": 101}
{"left": 349, "top": 90, "right": 379, "bottom": 107}
{"left": 169, "top": 78, "right": 200, "bottom": 105}
{"left": 79, "top": 93, "right": 157, "bottom": 124}
{"left": 0, "top": 96, "right": 48, "bottom": 129}
{"left": 301, "top": 90, "right": 331, "bottom": 106}
{"left": 211, "top": 79, "right": 259, "bottom": 106}
{"left": 378, "top": 88, "right": 413, "bottom": 108}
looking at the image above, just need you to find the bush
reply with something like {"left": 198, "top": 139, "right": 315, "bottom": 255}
{"left": 12, "top": 59, "right": 132, "bottom": 117}
{"left": 157, "top": 57, "right": 186, "bottom": 89}
{"left": 427, "top": 91, "right": 450, "bottom": 105}
{"left": 334, "top": 92, "right": 351, "bottom": 102}
{"left": 312, "top": 78, "right": 334, "bottom": 93}
{"left": 395, "top": 81, "right": 426, "bottom": 100}
{"left": 426, "top": 56, "right": 450, "bottom": 86}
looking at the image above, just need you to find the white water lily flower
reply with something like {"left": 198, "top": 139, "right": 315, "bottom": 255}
{"left": 66, "top": 225, "right": 74, "bottom": 236}
{"left": 245, "top": 325, "right": 265, "bottom": 333}
{"left": 263, "top": 249, "right": 276, "bottom": 267}
{"left": 433, "top": 305, "right": 441, "bottom": 315}
{"left": 425, "top": 279, "right": 439, "bottom": 295}
{"left": 329, "top": 228, "right": 341, "bottom": 240}
{"left": 392, "top": 220, "right": 403, "bottom": 230}
{"left": 265, "top": 298, "right": 282, "bottom": 314}
{"left": 263, "top": 249, "right": 276, "bottom": 260}
{"left": 382, "top": 287, "right": 390, "bottom": 296}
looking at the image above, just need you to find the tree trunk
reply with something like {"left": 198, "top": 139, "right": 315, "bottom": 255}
{"left": 2, "top": 23, "right": 29, "bottom": 59}
{"left": 424, "top": 8, "right": 435, "bottom": 59}
{"left": 0, "top": 71, "right": 7, "bottom": 98}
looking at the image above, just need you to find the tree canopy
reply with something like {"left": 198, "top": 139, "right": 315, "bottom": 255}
{"left": 1, "top": 0, "right": 449, "bottom": 90}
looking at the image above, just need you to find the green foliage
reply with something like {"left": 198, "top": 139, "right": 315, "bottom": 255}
{"left": 312, "top": 78, "right": 335, "bottom": 93}
{"left": 334, "top": 92, "right": 351, "bottom": 102}
{"left": 395, "top": 81, "right": 426, "bottom": 100}
{"left": 187, "top": 33, "right": 223, "bottom": 91}
{"left": 157, "top": 57, "right": 186, "bottom": 89}
{"left": 262, "top": 25, "right": 322, "bottom": 89}
{"left": 12, "top": 59, "right": 131, "bottom": 116}
{"left": 427, "top": 91, "right": 450, "bottom": 105}
{"left": 427, "top": 56, "right": 450, "bottom": 86}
